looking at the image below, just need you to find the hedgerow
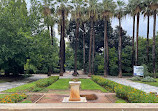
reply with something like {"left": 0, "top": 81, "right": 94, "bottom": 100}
{"left": 92, "top": 76, "right": 158, "bottom": 103}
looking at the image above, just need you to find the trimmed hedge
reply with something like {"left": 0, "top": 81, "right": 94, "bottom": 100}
{"left": 3, "top": 76, "right": 59, "bottom": 92}
{"left": 92, "top": 76, "right": 158, "bottom": 103}
{"left": 35, "top": 76, "right": 59, "bottom": 88}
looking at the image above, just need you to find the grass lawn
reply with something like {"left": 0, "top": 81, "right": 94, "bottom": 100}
{"left": 3, "top": 76, "right": 59, "bottom": 93}
{"left": 80, "top": 79, "right": 107, "bottom": 92}
{"left": 115, "top": 98, "right": 127, "bottom": 103}
{"left": 47, "top": 79, "right": 108, "bottom": 92}
{"left": 138, "top": 79, "right": 158, "bottom": 87}
{"left": 46, "top": 79, "right": 71, "bottom": 90}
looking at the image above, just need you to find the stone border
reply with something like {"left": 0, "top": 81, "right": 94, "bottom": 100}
{"left": 1, "top": 103, "right": 158, "bottom": 111}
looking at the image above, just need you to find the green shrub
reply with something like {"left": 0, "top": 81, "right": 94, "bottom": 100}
{"left": 4, "top": 76, "right": 59, "bottom": 93}
{"left": 32, "top": 87, "right": 43, "bottom": 92}
{"left": 35, "top": 76, "right": 59, "bottom": 88}
{"left": 141, "top": 76, "right": 157, "bottom": 82}
{"left": 129, "top": 76, "right": 142, "bottom": 81}
{"left": 145, "top": 73, "right": 158, "bottom": 78}
{"left": 91, "top": 75, "right": 158, "bottom": 103}
{"left": 142, "top": 64, "right": 149, "bottom": 77}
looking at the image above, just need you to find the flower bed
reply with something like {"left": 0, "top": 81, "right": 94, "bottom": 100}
{"left": 91, "top": 76, "right": 158, "bottom": 103}
{"left": 0, "top": 93, "right": 27, "bottom": 103}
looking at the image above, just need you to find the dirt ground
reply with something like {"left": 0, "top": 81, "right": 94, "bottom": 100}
{"left": 36, "top": 90, "right": 116, "bottom": 103}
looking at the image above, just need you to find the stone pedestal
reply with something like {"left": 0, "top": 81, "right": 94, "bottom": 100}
{"left": 62, "top": 81, "right": 87, "bottom": 103}
{"left": 69, "top": 81, "right": 81, "bottom": 101}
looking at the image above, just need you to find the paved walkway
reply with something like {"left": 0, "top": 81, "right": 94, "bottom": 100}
{"left": 59, "top": 70, "right": 90, "bottom": 79}
{"left": 0, "top": 71, "right": 89, "bottom": 92}
{"left": 107, "top": 77, "right": 158, "bottom": 94}
{"left": 0, "top": 74, "right": 48, "bottom": 92}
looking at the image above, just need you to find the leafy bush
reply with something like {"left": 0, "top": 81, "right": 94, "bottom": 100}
{"left": 141, "top": 76, "right": 157, "bottom": 82}
{"left": 129, "top": 76, "right": 142, "bottom": 81}
{"left": 32, "top": 87, "right": 43, "bottom": 92}
{"left": 4, "top": 76, "right": 59, "bottom": 93}
{"left": 145, "top": 73, "right": 158, "bottom": 78}
{"left": 142, "top": 64, "right": 149, "bottom": 77}
{"left": 92, "top": 76, "right": 158, "bottom": 103}
{"left": 0, "top": 93, "right": 27, "bottom": 103}
{"left": 35, "top": 76, "right": 59, "bottom": 88}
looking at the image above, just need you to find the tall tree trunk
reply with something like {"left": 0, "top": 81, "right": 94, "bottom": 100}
{"left": 153, "top": 10, "right": 156, "bottom": 78}
{"left": 59, "top": 23, "right": 63, "bottom": 76}
{"left": 48, "top": 67, "right": 52, "bottom": 76}
{"left": 132, "top": 16, "right": 135, "bottom": 68}
{"left": 47, "top": 25, "right": 50, "bottom": 31}
{"left": 60, "top": 10, "right": 65, "bottom": 76}
{"left": 63, "top": 11, "right": 66, "bottom": 73}
{"left": 83, "top": 23, "right": 86, "bottom": 74}
{"left": 118, "top": 18, "right": 122, "bottom": 78}
{"left": 88, "top": 18, "right": 93, "bottom": 76}
{"left": 136, "top": 13, "right": 140, "bottom": 66}
{"left": 104, "top": 17, "right": 108, "bottom": 77}
{"left": 146, "top": 15, "right": 150, "bottom": 63}
{"left": 63, "top": 39, "right": 65, "bottom": 72}
{"left": 73, "top": 19, "right": 79, "bottom": 76}
{"left": 92, "top": 21, "right": 95, "bottom": 75}
{"left": 51, "top": 25, "right": 53, "bottom": 45}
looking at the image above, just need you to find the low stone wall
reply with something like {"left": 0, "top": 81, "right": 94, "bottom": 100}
{"left": 1, "top": 103, "right": 158, "bottom": 111}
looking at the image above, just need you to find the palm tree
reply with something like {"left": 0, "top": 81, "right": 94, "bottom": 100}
{"left": 126, "top": 0, "right": 137, "bottom": 68}
{"left": 115, "top": 0, "right": 125, "bottom": 78}
{"left": 56, "top": 1, "right": 70, "bottom": 76}
{"left": 101, "top": 0, "right": 116, "bottom": 77}
{"left": 43, "top": 0, "right": 51, "bottom": 33}
{"left": 71, "top": 0, "right": 85, "bottom": 76}
{"left": 43, "top": 0, "right": 56, "bottom": 76}
{"left": 80, "top": 7, "right": 88, "bottom": 74}
{"left": 149, "top": 1, "right": 158, "bottom": 78}
{"left": 133, "top": 0, "right": 143, "bottom": 66}
{"left": 87, "top": 0, "right": 98, "bottom": 76}
{"left": 142, "top": 0, "right": 153, "bottom": 63}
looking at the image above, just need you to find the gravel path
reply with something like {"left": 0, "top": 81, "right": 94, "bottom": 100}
{"left": 107, "top": 77, "right": 158, "bottom": 94}
{"left": 0, "top": 71, "right": 88, "bottom": 92}
{"left": 0, "top": 74, "right": 48, "bottom": 92}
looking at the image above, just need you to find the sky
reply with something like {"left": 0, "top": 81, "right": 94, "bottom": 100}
{"left": 25, "top": 0, "right": 158, "bottom": 39}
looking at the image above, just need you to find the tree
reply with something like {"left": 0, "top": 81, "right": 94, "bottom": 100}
{"left": 80, "top": 7, "right": 88, "bottom": 74}
{"left": 142, "top": 0, "right": 153, "bottom": 64}
{"left": 71, "top": 0, "right": 85, "bottom": 76}
{"left": 133, "top": 0, "right": 143, "bottom": 66}
{"left": 115, "top": 0, "right": 125, "bottom": 78}
{"left": 0, "top": 0, "right": 30, "bottom": 76}
{"left": 126, "top": 0, "right": 136, "bottom": 68}
{"left": 42, "top": 0, "right": 56, "bottom": 76}
{"left": 56, "top": 0, "right": 70, "bottom": 76}
{"left": 87, "top": 0, "right": 99, "bottom": 76}
{"left": 149, "top": 0, "right": 158, "bottom": 78}
{"left": 101, "top": 0, "right": 116, "bottom": 77}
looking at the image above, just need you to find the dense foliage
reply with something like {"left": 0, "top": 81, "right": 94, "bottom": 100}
{"left": 92, "top": 76, "right": 158, "bottom": 103}
{"left": 0, "top": 0, "right": 59, "bottom": 76}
